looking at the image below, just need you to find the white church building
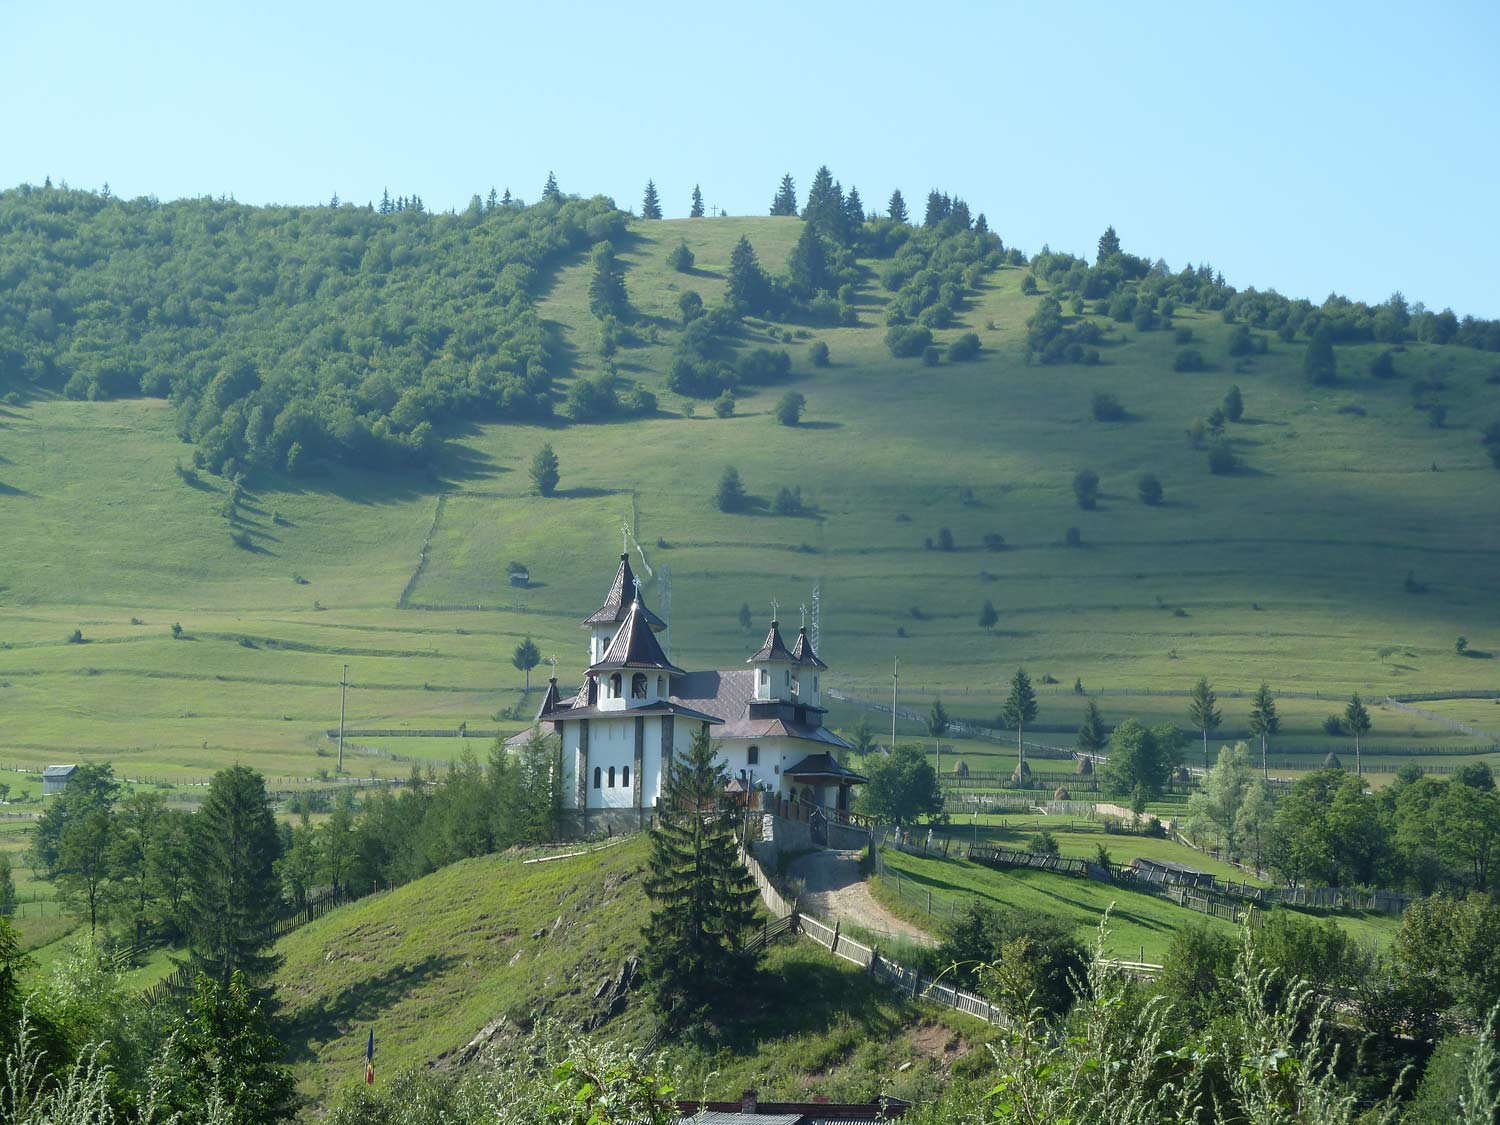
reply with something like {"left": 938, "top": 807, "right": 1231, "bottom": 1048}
{"left": 523, "top": 553, "right": 864, "bottom": 834}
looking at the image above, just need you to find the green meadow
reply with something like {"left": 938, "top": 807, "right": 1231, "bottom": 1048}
{"left": 3, "top": 214, "right": 1500, "bottom": 792}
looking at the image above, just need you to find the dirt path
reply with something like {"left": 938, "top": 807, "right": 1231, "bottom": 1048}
{"left": 788, "top": 849, "right": 935, "bottom": 946}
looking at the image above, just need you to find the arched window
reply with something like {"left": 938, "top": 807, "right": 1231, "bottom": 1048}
{"left": 758, "top": 669, "right": 769, "bottom": 696}
{"left": 813, "top": 675, "right": 819, "bottom": 692}
{"left": 656, "top": 675, "right": 665, "bottom": 696}
{"left": 609, "top": 673, "right": 622, "bottom": 698}
{"left": 622, "top": 766, "right": 630, "bottom": 788}
{"left": 593, "top": 766, "right": 601, "bottom": 789}
{"left": 632, "top": 673, "right": 648, "bottom": 699}
{"left": 784, "top": 670, "right": 790, "bottom": 688}
{"left": 747, "top": 745, "right": 759, "bottom": 765}
{"left": 608, "top": 766, "right": 616, "bottom": 787}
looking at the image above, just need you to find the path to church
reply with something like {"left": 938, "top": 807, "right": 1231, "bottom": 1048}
{"left": 789, "top": 850, "right": 936, "bottom": 946}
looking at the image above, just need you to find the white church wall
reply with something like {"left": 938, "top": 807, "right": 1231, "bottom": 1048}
{"left": 641, "top": 718, "right": 664, "bottom": 808}
{"left": 586, "top": 720, "right": 637, "bottom": 809}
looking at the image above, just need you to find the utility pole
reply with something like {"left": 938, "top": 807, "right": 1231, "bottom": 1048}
{"left": 891, "top": 658, "right": 899, "bottom": 751}
{"left": 337, "top": 664, "right": 349, "bottom": 775}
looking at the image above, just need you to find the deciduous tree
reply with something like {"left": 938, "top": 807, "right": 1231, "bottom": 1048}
{"left": 512, "top": 636, "right": 541, "bottom": 689}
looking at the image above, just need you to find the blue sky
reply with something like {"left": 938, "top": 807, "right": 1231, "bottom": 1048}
{"left": 6, "top": 1, "right": 1497, "bottom": 315}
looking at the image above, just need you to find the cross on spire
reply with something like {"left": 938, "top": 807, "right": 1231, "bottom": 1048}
{"left": 622, "top": 519, "right": 631, "bottom": 555}
{"left": 770, "top": 597, "right": 779, "bottom": 622}
{"left": 632, "top": 576, "right": 643, "bottom": 602}
{"left": 799, "top": 603, "right": 807, "bottom": 628}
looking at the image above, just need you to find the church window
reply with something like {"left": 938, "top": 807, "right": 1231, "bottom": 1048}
{"left": 747, "top": 745, "right": 759, "bottom": 765}
{"left": 632, "top": 673, "right": 647, "bottom": 699}
{"left": 758, "top": 669, "right": 769, "bottom": 694}
{"left": 622, "top": 766, "right": 630, "bottom": 787}
{"left": 657, "top": 675, "right": 665, "bottom": 696}
{"left": 784, "top": 670, "right": 789, "bottom": 688}
{"left": 814, "top": 675, "right": 819, "bottom": 692}
{"left": 608, "top": 766, "right": 616, "bottom": 787}
{"left": 609, "top": 673, "right": 622, "bottom": 698}
{"left": 593, "top": 766, "right": 601, "bottom": 788}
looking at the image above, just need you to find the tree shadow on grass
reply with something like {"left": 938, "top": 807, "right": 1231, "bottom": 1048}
{"left": 796, "top": 420, "right": 842, "bottom": 431}
{"left": 0, "top": 481, "right": 33, "bottom": 497}
{"left": 281, "top": 954, "right": 459, "bottom": 1062}
{"left": 1461, "top": 649, "right": 1495, "bottom": 660}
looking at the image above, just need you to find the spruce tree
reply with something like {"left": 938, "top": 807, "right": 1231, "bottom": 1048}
{"left": 501, "top": 187, "right": 512, "bottom": 206}
{"left": 486, "top": 187, "right": 498, "bottom": 211}
{"left": 974, "top": 212, "right": 989, "bottom": 234}
{"left": 923, "top": 189, "right": 950, "bottom": 226}
{"left": 1097, "top": 225, "right": 1122, "bottom": 261}
{"left": 587, "top": 241, "right": 628, "bottom": 319}
{"left": 927, "top": 698, "right": 950, "bottom": 737}
{"left": 1248, "top": 683, "right": 1279, "bottom": 778}
{"left": 787, "top": 223, "right": 830, "bottom": 297}
{"left": 978, "top": 600, "right": 998, "bottom": 629}
{"left": 1344, "top": 693, "right": 1372, "bottom": 777}
{"left": 1076, "top": 700, "right": 1108, "bottom": 756}
{"left": 529, "top": 443, "right": 560, "bottom": 496}
{"left": 378, "top": 188, "right": 392, "bottom": 215}
{"left": 1002, "top": 668, "right": 1039, "bottom": 770}
{"left": 726, "top": 236, "right": 768, "bottom": 313}
{"left": 803, "top": 165, "right": 835, "bottom": 220}
{"left": 770, "top": 173, "right": 798, "bottom": 216}
{"left": 542, "top": 171, "right": 561, "bottom": 202}
{"left": 887, "top": 188, "right": 908, "bottom": 223}
{"left": 690, "top": 184, "right": 704, "bottom": 218}
{"left": 641, "top": 180, "right": 662, "bottom": 220}
{"left": 185, "top": 766, "right": 282, "bottom": 988}
{"left": 1187, "top": 676, "right": 1222, "bottom": 770}
{"left": 511, "top": 636, "right": 541, "bottom": 689}
{"left": 844, "top": 186, "right": 864, "bottom": 227}
{"left": 641, "top": 725, "right": 760, "bottom": 1028}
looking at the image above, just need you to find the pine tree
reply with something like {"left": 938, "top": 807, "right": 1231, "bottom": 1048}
{"left": 378, "top": 188, "right": 392, "bottom": 215}
{"left": 641, "top": 180, "right": 662, "bottom": 220}
{"left": 949, "top": 198, "right": 972, "bottom": 230}
{"left": 1187, "top": 676, "right": 1222, "bottom": 769}
{"left": 1076, "top": 700, "right": 1108, "bottom": 756}
{"left": 923, "top": 190, "right": 950, "bottom": 226}
{"left": 486, "top": 187, "right": 498, "bottom": 211}
{"left": 887, "top": 189, "right": 908, "bottom": 223}
{"left": 844, "top": 186, "right": 864, "bottom": 227}
{"left": 1097, "top": 225, "right": 1122, "bottom": 261}
{"left": 1248, "top": 683, "right": 1279, "bottom": 778}
{"left": 803, "top": 166, "right": 835, "bottom": 219}
{"left": 529, "top": 443, "right": 560, "bottom": 496}
{"left": 927, "top": 698, "right": 950, "bottom": 737}
{"left": 726, "top": 236, "right": 768, "bottom": 313}
{"left": 641, "top": 725, "right": 760, "bottom": 1028}
{"left": 587, "top": 241, "right": 628, "bottom": 319}
{"left": 1344, "top": 693, "right": 1372, "bottom": 777}
{"left": 542, "top": 171, "right": 561, "bottom": 202}
{"left": 1002, "top": 668, "right": 1038, "bottom": 769}
{"left": 974, "top": 212, "right": 989, "bottom": 234}
{"left": 185, "top": 766, "right": 282, "bottom": 988}
{"left": 978, "top": 600, "right": 999, "bottom": 629}
{"left": 770, "top": 173, "right": 797, "bottom": 216}
{"left": 787, "top": 223, "right": 830, "bottom": 297}
{"left": 511, "top": 636, "right": 541, "bottom": 689}
{"left": 690, "top": 184, "right": 704, "bottom": 218}
{"left": 501, "top": 187, "right": 513, "bottom": 207}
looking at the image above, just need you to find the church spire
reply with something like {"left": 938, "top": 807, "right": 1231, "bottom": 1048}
{"left": 747, "top": 618, "right": 795, "bottom": 664}
{"left": 582, "top": 553, "right": 666, "bottom": 632}
{"left": 791, "top": 625, "right": 827, "bottom": 669}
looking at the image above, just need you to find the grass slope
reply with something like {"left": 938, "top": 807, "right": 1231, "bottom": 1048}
{"left": 272, "top": 836, "right": 995, "bottom": 1110}
{"left": 3, "top": 215, "right": 1499, "bottom": 784}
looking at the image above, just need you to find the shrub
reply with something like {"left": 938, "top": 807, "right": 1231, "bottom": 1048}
{"left": 1174, "top": 348, "right": 1205, "bottom": 372}
{"left": 1020, "top": 275, "right": 1038, "bottom": 295}
{"left": 1027, "top": 829, "right": 1060, "bottom": 856}
{"left": 713, "top": 391, "right": 735, "bottom": 418}
{"left": 67, "top": 629, "right": 84, "bottom": 644}
{"left": 171, "top": 622, "right": 183, "bottom": 638}
{"left": 667, "top": 240, "right": 694, "bottom": 272}
{"left": 1228, "top": 324, "right": 1254, "bottom": 356}
{"left": 1073, "top": 468, "right": 1100, "bottom": 509}
{"left": 885, "top": 325, "right": 933, "bottom": 358}
{"left": 947, "top": 332, "right": 981, "bottom": 361}
{"left": 1174, "top": 327, "right": 1193, "bottom": 345}
{"left": 678, "top": 290, "right": 703, "bottom": 324}
{"left": 737, "top": 348, "right": 792, "bottom": 385}
{"left": 231, "top": 529, "right": 253, "bottom": 549}
{"left": 1090, "top": 390, "right": 1125, "bottom": 422}
{"left": 773, "top": 486, "right": 805, "bottom": 516}
{"left": 716, "top": 466, "right": 747, "bottom": 512}
{"left": 809, "top": 340, "right": 830, "bottom": 367}
{"left": 1138, "top": 473, "right": 1163, "bottom": 506}
{"left": 922, "top": 345, "right": 941, "bottom": 366}
{"left": 1322, "top": 714, "right": 1345, "bottom": 735}
{"left": 1207, "top": 444, "right": 1237, "bottom": 474}
{"left": 937, "top": 527, "right": 955, "bottom": 551}
{"left": 982, "top": 532, "right": 1006, "bottom": 551}
{"left": 775, "top": 391, "right": 805, "bottom": 426}
{"left": 1370, "top": 349, "right": 1397, "bottom": 378}
{"left": 1065, "top": 526, "right": 1082, "bottom": 548}
{"left": 1223, "top": 384, "right": 1244, "bottom": 422}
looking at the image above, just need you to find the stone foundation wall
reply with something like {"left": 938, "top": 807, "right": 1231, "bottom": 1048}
{"left": 556, "top": 808, "right": 652, "bottom": 841}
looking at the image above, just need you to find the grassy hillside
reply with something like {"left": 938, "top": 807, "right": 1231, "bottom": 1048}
{"left": 2, "top": 210, "right": 1500, "bottom": 785}
{"left": 272, "top": 837, "right": 996, "bottom": 1110}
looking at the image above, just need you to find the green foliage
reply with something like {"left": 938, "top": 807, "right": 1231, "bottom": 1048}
{"left": 511, "top": 636, "right": 541, "bottom": 688}
{"left": 774, "top": 391, "right": 805, "bottom": 426}
{"left": 0, "top": 187, "right": 625, "bottom": 473}
{"left": 641, "top": 726, "right": 760, "bottom": 1030}
{"left": 1173, "top": 347, "right": 1206, "bottom": 372}
{"left": 529, "top": 443, "right": 560, "bottom": 496}
{"left": 1137, "top": 473, "right": 1163, "bottom": 506}
{"left": 726, "top": 236, "right": 773, "bottom": 315}
{"left": 809, "top": 339, "right": 830, "bottom": 367}
{"left": 1371, "top": 348, "right": 1397, "bottom": 378}
{"left": 689, "top": 184, "right": 704, "bottom": 219}
{"left": 1184, "top": 743, "right": 1271, "bottom": 864}
{"left": 927, "top": 698, "right": 950, "bottom": 737}
{"left": 1186, "top": 676, "right": 1222, "bottom": 767}
{"left": 1305, "top": 327, "right": 1338, "bottom": 384}
{"left": 937, "top": 900, "right": 1086, "bottom": 1018}
{"left": 587, "top": 241, "right": 629, "bottom": 320}
{"left": 1002, "top": 668, "right": 1039, "bottom": 756}
{"left": 1072, "top": 468, "right": 1099, "bottom": 509}
{"left": 712, "top": 391, "right": 734, "bottom": 418}
{"left": 639, "top": 180, "right": 662, "bottom": 221}
{"left": 1223, "top": 383, "right": 1244, "bottom": 421}
{"left": 884, "top": 324, "right": 932, "bottom": 358}
{"left": 857, "top": 743, "right": 943, "bottom": 827}
{"left": 886, "top": 188, "right": 908, "bottom": 223}
{"left": 1075, "top": 700, "right": 1108, "bottom": 756}
{"left": 1090, "top": 390, "right": 1125, "bottom": 422}
{"left": 1100, "top": 718, "right": 1182, "bottom": 800}
{"left": 771, "top": 486, "right": 805, "bottom": 516}
{"left": 666, "top": 239, "right": 694, "bottom": 272}
{"left": 769, "top": 173, "right": 797, "bottom": 217}
{"left": 715, "top": 465, "right": 746, "bottom": 513}
{"left": 947, "top": 332, "right": 981, "bottom": 361}
{"left": 1207, "top": 442, "right": 1237, "bottom": 474}
{"left": 978, "top": 600, "right": 999, "bottom": 629}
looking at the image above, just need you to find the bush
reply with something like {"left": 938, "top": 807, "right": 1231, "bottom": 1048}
{"left": 1090, "top": 390, "right": 1125, "bottom": 422}
{"left": 1174, "top": 327, "right": 1193, "bottom": 345}
{"left": 947, "top": 332, "right": 981, "bottom": 361}
{"left": 809, "top": 340, "right": 830, "bottom": 367}
{"left": 1174, "top": 348, "right": 1206, "bottom": 372}
{"left": 982, "top": 532, "right": 1006, "bottom": 551}
{"left": 677, "top": 290, "right": 703, "bottom": 324}
{"left": 1028, "top": 830, "right": 1060, "bottom": 855}
{"left": 1073, "top": 468, "right": 1100, "bottom": 509}
{"left": 667, "top": 240, "right": 694, "bottom": 272}
{"left": 1370, "top": 349, "right": 1397, "bottom": 378}
{"left": 713, "top": 391, "right": 735, "bottom": 418}
{"left": 922, "top": 345, "right": 941, "bottom": 366}
{"left": 1228, "top": 324, "right": 1254, "bottom": 356}
{"left": 715, "top": 466, "right": 747, "bottom": 512}
{"left": 1065, "top": 526, "right": 1082, "bottom": 548}
{"left": 775, "top": 391, "right": 805, "bottom": 426}
{"left": 1138, "top": 473, "right": 1163, "bottom": 505}
{"left": 737, "top": 348, "right": 791, "bottom": 385}
{"left": 171, "top": 622, "right": 183, "bottom": 638}
{"left": 67, "top": 629, "right": 84, "bottom": 644}
{"left": 937, "top": 527, "right": 955, "bottom": 551}
{"left": 1322, "top": 714, "right": 1345, "bottom": 735}
{"left": 1207, "top": 444, "right": 1237, "bottom": 474}
{"left": 1020, "top": 275, "right": 1038, "bottom": 295}
{"left": 885, "top": 325, "right": 933, "bottom": 358}
{"left": 773, "top": 486, "right": 805, "bottom": 516}
{"left": 1223, "top": 384, "right": 1244, "bottom": 422}
{"left": 231, "top": 529, "right": 253, "bottom": 549}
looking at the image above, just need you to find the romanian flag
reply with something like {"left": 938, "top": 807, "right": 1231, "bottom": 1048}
{"left": 365, "top": 1029, "right": 375, "bottom": 1085}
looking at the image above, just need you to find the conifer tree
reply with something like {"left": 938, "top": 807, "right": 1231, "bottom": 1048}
{"left": 529, "top": 443, "right": 560, "bottom": 496}
{"left": 949, "top": 198, "right": 971, "bottom": 230}
{"left": 1002, "top": 668, "right": 1038, "bottom": 770}
{"left": 974, "top": 212, "right": 989, "bottom": 234}
{"left": 924, "top": 190, "right": 950, "bottom": 226}
{"left": 511, "top": 636, "right": 541, "bottom": 689}
{"left": 1187, "top": 675, "right": 1222, "bottom": 769}
{"left": 927, "top": 698, "right": 950, "bottom": 737}
{"left": 844, "top": 186, "right": 864, "bottom": 227}
{"left": 770, "top": 173, "right": 798, "bottom": 216}
{"left": 1344, "top": 693, "right": 1372, "bottom": 777}
{"left": 887, "top": 189, "right": 908, "bottom": 223}
{"left": 542, "top": 171, "right": 561, "bottom": 202}
{"left": 726, "top": 236, "right": 768, "bottom": 313}
{"left": 641, "top": 725, "right": 760, "bottom": 1028}
{"left": 1097, "top": 225, "right": 1122, "bottom": 261}
{"left": 641, "top": 180, "right": 662, "bottom": 220}
{"left": 378, "top": 188, "right": 392, "bottom": 215}
{"left": 501, "top": 187, "right": 512, "bottom": 206}
{"left": 787, "top": 223, "right": 830, "bottom": 297}
{"left": 978, "top": 600, "right": 999, "bottom": 629}
{"left": 185, "top": 766, "right": 282, "bottom": 988}
{"left": 1076, "top": 700, "right": 1108, "bottom": 756}
{"left": 486, "top": 187, "right": 498, "bottom": 211}
{"left": 1248, "top": 683, "right": 1279, "bottom": 778}
{"left": 587, "top": 241, "right": 628, "bottom": 319}
{"left": 1304, "top": 328, "right": 1337, "bottom": 384}
{"left": 690, "top": 184, "right": 704, "bottom": 218}
{"left": 803, "top": 166, "right": 835, "bottom": 219}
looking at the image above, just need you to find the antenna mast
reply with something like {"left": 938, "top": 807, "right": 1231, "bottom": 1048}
{"left": 659, "top": 564, "right": 672, "bottom": 660}
{"left": 810, "top": 583, "right": 821, "bottom": 656}
{"left": 337, "top": 664, "right": 349, "bottom": 775}
{"left": 891, "top": 658, "right": 899, "bottom": 750}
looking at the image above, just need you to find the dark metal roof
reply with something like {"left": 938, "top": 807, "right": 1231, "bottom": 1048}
{"left": 790, "top": 627, "right": 828, "bottom": 670}
{"left": 589, "top": 596, "right": 684, "bottom": 674}
{"left": 583, "top": 554, "right": 665, "bottom": 631}
{"left": 534, "top": 678, "right": 561, "bottom": 722}
{"left": 747, "top": 620, "right": 795, "bottom": 663}
{"left": 782, "top": 752, "right": 868, "bottom": 783}
{"left": 43, "top": 765, "right": 78, "bottom": 778}
{"left": 543, "top": 700, "right": 722, "bottom": 725}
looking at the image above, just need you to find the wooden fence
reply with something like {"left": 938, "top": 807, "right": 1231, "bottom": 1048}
{"left": 968, "top": 844, "right": 1092, "bottom": 878}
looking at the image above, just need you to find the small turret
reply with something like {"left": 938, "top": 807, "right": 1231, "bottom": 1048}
{"left": 746, "top": 619, "right": 797, "bottom": 701}
{"left": 589, "top": 588, "right": 683, "bottom": 710}
{"left": 582, "top": 553, "right": 665, "bottom": 664}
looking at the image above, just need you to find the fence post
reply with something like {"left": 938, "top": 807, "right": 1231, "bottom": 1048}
{"left": 927, "top": 889, "right": 932, "bottom": 916}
